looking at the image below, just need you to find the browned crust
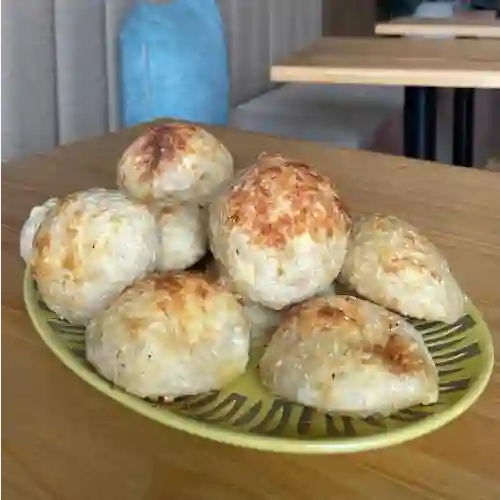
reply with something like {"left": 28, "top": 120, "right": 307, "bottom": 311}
{"left": 362, "top": 214, "right": 443, "bottom": 282}
{"left": 118, "top": 123, "right": 200, "bottom": 185}
{"left": 281, "top": 295, "right": 361, "bottom": 336}
{"left": 223, "top": 153, "right": 350, "bottom": 248}
{"left": 280, "top": 295, "right": 426, "bottom": 376}
{"left": 124, "top": 271, "right": 231, "bottom": 313}
{"left": 368, "top": 333, "right": 425, "bottom": 376}
{"left": 32, "top": 191, "right": 138, "bottom": 283}
{"left": 116, "top": 271, "right": 241, "bottom": 344}
{"left": 32, "top": 195, "right": 86, "bottom": 282}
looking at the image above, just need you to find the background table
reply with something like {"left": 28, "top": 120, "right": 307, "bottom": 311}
{"left": 375, "top": 11, "right": 500, "bottom": 39}
{"left": 375, "top": 12, "right": 500, "bottom": 168}
{"left": 3, "top": 123, "right": 500, "bottom": 499}
{"left": 271, "top": 37, "right": 500, "bottom": 166}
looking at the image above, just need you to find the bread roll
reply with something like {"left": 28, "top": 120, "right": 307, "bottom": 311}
{"left": 259, "top": 295, "right": 439, "bottom": 417}
{"left": 154, "top": 202, "right": 207, "bottom": 272}
{"left": 30, "top": 188, "right": 158, "bottom": 325}
{"left": 86, "top": 271, "right": 250, "bottom": 400}
{"left": 209, "top": 153, "right": 351, "bottom": 310}
{"left": 339, "top": 214, "right": 465, "bottom": 323}
{"left": 117, "top": 122, "right": 233, "bottom": 206}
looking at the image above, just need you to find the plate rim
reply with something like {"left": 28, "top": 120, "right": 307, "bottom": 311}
{"left": 24, "top": 269, "right": 495, "bottom": 454}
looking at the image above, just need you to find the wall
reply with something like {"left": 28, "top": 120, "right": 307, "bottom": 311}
{"left": 322, "top": 0, "right": 376, "bottom": 35}
{"left": 1, "top": 0, "right": 323, "bottom": 161}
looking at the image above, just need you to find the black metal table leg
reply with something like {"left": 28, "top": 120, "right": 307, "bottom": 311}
{"left": 452, "top": 88, "right": 475, "bottom": 168}
{"left": 404, "top": 86, "right": 437, "bottom": 161}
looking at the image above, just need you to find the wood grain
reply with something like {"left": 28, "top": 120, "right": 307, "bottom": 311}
{"left": 376, "top": 13, "right": 500, "bottom": 39}
{"left": 3, "top": 122, "right": 500, "bottom": 499}
{"left": 271, "top": 37, "right": 500, "bottom": 88}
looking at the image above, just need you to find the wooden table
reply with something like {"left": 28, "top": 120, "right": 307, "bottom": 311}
{"left": 375, "top": 11, "right": 500, "bottom": 168}
{"left": 3, "top": 123, "right": 500, "bottom": 500}
{"left": 375, "top": 11, "right": 500, "bottom": 39}
{"left": 271, "top": 37, "right": 500, "bottom": 167}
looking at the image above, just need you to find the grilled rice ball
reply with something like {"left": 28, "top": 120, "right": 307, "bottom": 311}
{"left": 205, "top": 258, "right": 283, "bottom": 347}
{"left": 259, "top": 294, "right": 439, "bottom": 418}
{"left": 117, "top": 122, "right": 234, "bottom": 206}
{"left": 20, "top": 197, "right": 59, "bottom": 264}
{"left": 208, "top": 153, "right": 351, "bottom": 310}
{"left": 154, "top": 202, "right": 207, "bottom": 272}
{"left": 339, "top": 214, "right": 465, "bottom": 323}
{"left": 206, "top": 257, "right": 337, "bottom": 348}
{"left": 28, "top": 188, "right": 158, "bottom": 326}
{"left": 86, "top": 271, "right": 250, "bottom": 400}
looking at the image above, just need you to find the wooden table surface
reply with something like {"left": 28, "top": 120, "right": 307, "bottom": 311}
{"left": 375, "top": 11, "right": 500, "bottom": 39}
{"left": 3, "top": 123, "right": 500, "bottom": 500}
{"left": 270, "top": 37, "right": 500, "bottom": 88}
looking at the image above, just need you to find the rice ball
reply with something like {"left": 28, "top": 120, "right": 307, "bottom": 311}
{"left": 208, "top": 153, "right": 351, "bottom": 310}
{"left": 20, "top": 197, "right": 59, "bottom": 264}
{"left": 86, "top": 271, "right": 250, "bottom": 400}
{"left": 154, "top": 202, "right": 207, "bottom": 272}
{"left": 207, "top": 257, "right": 337, "bottom": 347}
{"left": 205, "top": 258, "right": 282, "bottom": 347}
{"left": 117, "top": 122, "right": 234, "bottom": 206}
{"left": 29, "top": 188, "right": 158, "bottom": 325}
{"left": 259, "top": 294, "right": 439, "bottom": 417}
{"left": 339, "top": 214, "right": 465, "bottom": 323}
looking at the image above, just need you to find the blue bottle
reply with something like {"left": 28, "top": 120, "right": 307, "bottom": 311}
{"left": 120, "top": 0, "right": 230, "bottom": 127}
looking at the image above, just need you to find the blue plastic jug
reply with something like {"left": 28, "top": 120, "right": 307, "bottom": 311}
{"left": 120, "top": 0, "right": 230, "bottom": 127}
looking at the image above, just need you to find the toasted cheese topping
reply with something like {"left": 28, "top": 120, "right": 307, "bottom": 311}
{"left": 30, "top": 188, "right": 158, "bottom": 325}
{"left": 259, "top": 294, "right": 439, "bottom": 417}
{"left": 339, "top": 213, "right": 465, "bottom": 323}
{"left": 223, "top": 153, "right": 350, "bottom": 248}
{"left": 209, "top": 153, "right": 351, "bottom": 309}
{"left": 86, "top": 270, "right": 250, "bottom": 399}
{"left": 119, "top": 124, "right": 199, "bottom": 185}
{"left": 117, "top": 122, "right": 234, "bottom": 205}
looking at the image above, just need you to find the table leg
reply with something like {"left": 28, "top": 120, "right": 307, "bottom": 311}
{"left": 452, "top": 88, "right": 475, "bottom": 168}
{"left": 404, "top": 86, "right": 437, "bottom": 161}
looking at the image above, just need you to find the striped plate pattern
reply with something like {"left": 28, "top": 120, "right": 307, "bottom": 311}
{"left": 26, "top": 274, "right": 494, "bottom": 452}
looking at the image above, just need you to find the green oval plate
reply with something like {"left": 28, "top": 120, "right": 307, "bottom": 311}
{"left": 24, "top": 270, "right": 494, "bottom": 454}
